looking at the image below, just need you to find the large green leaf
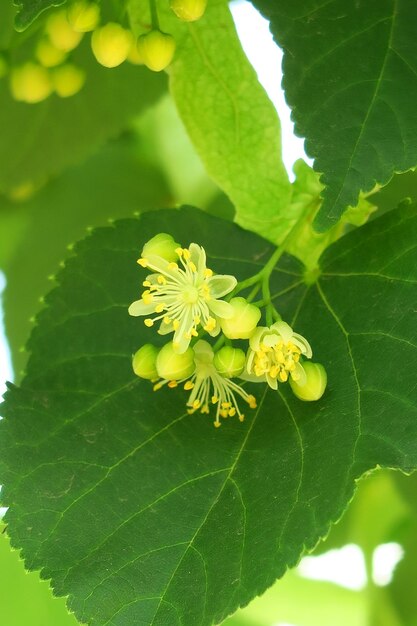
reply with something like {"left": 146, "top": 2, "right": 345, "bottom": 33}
{"left": 0, "top": 38, "right": 166, "bottom": 193}
{"left": 1, "top": 205, "right": 416, "bottom": 626}
{"left": 129, "top": 0, "right": 292, "bottom": 243}
{"left": 252, "top": 0, "right": 417, "bottom": 230}
{"left": 14, "top": 0, "right": 65, "bottom": 30}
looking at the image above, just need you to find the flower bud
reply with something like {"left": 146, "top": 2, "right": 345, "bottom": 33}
{"left": 289, "top": 362, "right": 327, "bottom": 401}
{"left": 170, "top": 0, "right": 207, "bottom": 21}
{"left": 213, "top": 346, "right": 246, "bottom": 378}
{"left": 91, "top": 23, "right": 133, "bottom": 68}
{"left": 156, "top": 342, "right": 195, "bottom": 380}
{"left": 132, "top": 344, "right": 159, "bottom": 380}
{"left": 136, "top": 30, "right": 175, "bottom": 72}
{"left": 53, "top": 63, "right": 86, "bottom": 97}
{"left": 220, "top": 297, "right": 261, "bottom": 340}
{"left": 67, "top": 1, "right": 100, "bottom": 32}
{"left": 141, "top": 233, "right": 180, "bottom": 262}
{"left": 36, "top": 38, "right": 68, "bottom": 67}
{"left": 10, "top": 63, "right": 53, "bottom": 103}
{"left": 45, "top": 10, "right": 84, "bottom": 52}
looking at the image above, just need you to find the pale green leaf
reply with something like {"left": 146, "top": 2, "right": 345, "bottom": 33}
{"left": 129, "top": 0, "right": 292, "bottom": 243}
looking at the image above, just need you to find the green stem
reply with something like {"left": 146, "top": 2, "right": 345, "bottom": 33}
{"left": 149, "top": 0, "right": 160, "bottom": 29}
{"left": 232, "top": 216, "right": 304, "bottom": 298}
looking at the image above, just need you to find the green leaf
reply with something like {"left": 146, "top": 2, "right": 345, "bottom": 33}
{"left": 14, "top": 0, "right": 65, "bottom": 31}
{"left": 129, "top": 0, "right": 292, "bottom": 243}
{"left": 252, "top": 0, "right": 417, "bottom": 230}
{"left": 0, "top": 522, "right": 78, "bottom": 626}
{"left": 1, "top": 134, "right": 171, "bottom": 376}
{"left": 1, "top": 205, "right": 417, "bottom": 626}
{"left": 0, "top": 39, "right": 166, "bottom": 192}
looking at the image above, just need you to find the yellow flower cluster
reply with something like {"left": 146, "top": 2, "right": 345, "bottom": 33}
{"left": 130, "top": 233, "right": 328, "bottom": 429}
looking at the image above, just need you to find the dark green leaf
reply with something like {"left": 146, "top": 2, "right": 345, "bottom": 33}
{"left": 1, "top": 205, "right": 417, "bottom": 626}
{"left": 0, "top": 39, "right": 166, "bottom": 192}
{"left": 14, "top": 0, "right": 65, "bottom": 31}
{"left": 252, "top": 0, "right": 417, "bottom": 230}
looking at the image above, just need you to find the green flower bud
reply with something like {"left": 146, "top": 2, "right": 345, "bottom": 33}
{"left": 156, "top": 342, "right": 195, "bottom": 380}
{"left": 67, "top": 1, "right": 100, "bottom": 32}
{"left": 53, "top": 63, "right": 86, "bottom": 98}
{"left": 91, "top": 23, "right": 133, "bottom": 68}
{"left": 289, "top": 362, "right": 327, "bottom": 401}
{"left": 45, "top": 10, "right": 84, "bottom": 52}
{"left": 10, "top": 63, "right": 53, "bottom": 103}
{"left": 220, "top": 297, "right": 261, "bottom": 340}
{"left": 213, "top": 346, "right": 246, "bottom": 378}
{"left": 136, "top": 30, "right": 176, "bottom": 72}
{"left": 132, "top": 344, "right": 159, "bottom": 380}
{"left": 141, "top": 233, "right": 180, "bottom": 263}
{"left": 170, "top": 0, "right": 207, "bottom": 21}
{"left": 36, "top": 38, "right": 68, "bottom": 67}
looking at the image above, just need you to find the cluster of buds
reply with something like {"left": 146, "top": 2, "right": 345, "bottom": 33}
{"left": 2, "top": 0, "right": 208, "bottom": 104}
{"left": 129, "top": 233, "right": 327, "bottom": 428}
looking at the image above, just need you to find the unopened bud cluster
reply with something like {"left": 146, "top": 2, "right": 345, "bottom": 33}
{"left": 129, "top": 233, "right": 328, "bottom": 428}
{"left": 2, "top": 0, "right": 209, "bottom": 104}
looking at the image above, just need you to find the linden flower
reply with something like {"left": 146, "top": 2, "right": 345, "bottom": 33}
{"left": 129, "top": 243, "right": 237, "bottom": 353}
{"left": 246, "top": 321, "right": 312, "bottom": 389}
{"left": 183, "top": 341, "right": 257, "bottom": 428}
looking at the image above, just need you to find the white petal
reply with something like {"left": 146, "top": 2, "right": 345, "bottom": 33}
{"left": 239, "top": 370, "right": 266, "bottom": 383}
{"left": 128, "top": 300, "right": 156, "bottom": 316}
{"left": 207, "top": 274, "right": 237, "bottom": 298}
{"left": 266, "top": 373, "right": 278, "bottom": 390}
{"left": 189, "top": 243, "right": 206, "bottom": 280}
{"left": 158, "top": 320, "right": 174, "bottom": 335}
{"left": 208, "top": 299, "right": 234, "bottom": 319}
{"left": 271, "top": 321, "right": 293, "bottom": 343}
{"left": 249, "top": 327, "right": 266, "bottom": 350}
{"left": 292, "top": 333, "right": 312, "bottom": 358}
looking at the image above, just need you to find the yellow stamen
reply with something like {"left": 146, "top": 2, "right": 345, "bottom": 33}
{"left": 173, "top": 320, "right": 180, "bottom": 331}
{"left": 168, "top": 381, "right": 178, "bottom": 388}
{"left": 211, "top": 396, "right": 218, "bottom": 404}
{"left": 183, "top": 248, "right": 191, "bottom": 260}
{"left": 163, "top": 316, "right": 171, "bottom": 325}
{"left": 188, "top": 261, "right": 197, "bottom": 272}
{"left": 142, "top": 280, "right": 151, "bottom": 287}
{"left": 168, "top": 262, "right": 178, "bottom": 270}
{"left": 175, "top": 247, "right": 183, "bottom": 257}
{"left": 204, "top": 317, "right": 216, "bottom": 332}
{"left": 214, "top": 421, "right": 221, "bottom": 428}
{"left": 204, "top": 268, "right": 213, "bottom": 278}
{"left": 184, "top": 381, "right": 194, "bottom": 390}
{"left": 144, "top": 318, "right": 154, "bottom": 327}
{"left": 157, "top": 275, "right": 166, "bottom": 285}
{"left": 192, "top": 399, "right": 201, "bottom": 409}
{"left": 155, "top": 303, "right": 165, "bottom": 313}
{"left": 138, "top": 258, "right": 148, "bottom": 267}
